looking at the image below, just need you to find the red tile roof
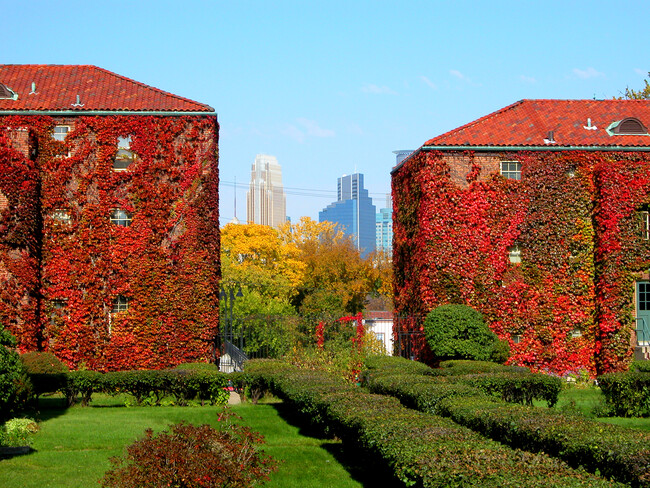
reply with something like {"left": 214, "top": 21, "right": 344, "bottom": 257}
{"left": 424, "top": 99, "right": 650, "bottom": 148}
{"left": 0, "top": 65, "right": 214, "bottom": 113}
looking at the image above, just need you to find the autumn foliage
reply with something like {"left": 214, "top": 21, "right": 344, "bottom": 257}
{"left": 0, "top": 114, "right": 219, "bottom": 370}
{"left": 392, "top": 149, "right": 650, "bottom": 375}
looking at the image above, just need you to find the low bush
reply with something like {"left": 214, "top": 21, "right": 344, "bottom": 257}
{"left": 101, "top": 413, "right": 277, "bottom": 488}
{"left": 174, "top": 362, "right": 219, "bottom": 372}
{"left": 29, "top": 369, "right": 230, "bottom": 407}
{"left": 438, "top": 359, "right": 529, "bottom": 374}
{"left": 598, "top": 371, "right": 650, "bottom": 417}
{"left": 0, "top": 326, "right": 32, "bottom": 421}
{"left": 629, "top": 361, "right": 650, "bottom": 373}
{"left": 245, "top": 359, "right": 621, "bottom": 487}
{"left": 0, "top": 418, "right": 38, "bottom": 447}
{"left": 423, "top": 304, "right": 508, "bottom": 363}
{"left": 19, "top": 352, "right": 69, "bottom": 374}
{"left": 363, "top": 355, "right": 650, "bottom": 487}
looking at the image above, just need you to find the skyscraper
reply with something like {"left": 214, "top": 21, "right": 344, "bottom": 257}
{"left": 376, "top": 194, "right": 393, "bottom": 253}
{"left": 319, "top": 173, "right": 376, "bottom": 258}
{"left": 246, "top": 154, "right": 287, "bottom": 228}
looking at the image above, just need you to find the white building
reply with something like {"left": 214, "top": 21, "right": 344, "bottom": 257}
{"left": 246, "top": 154, "right": 287, "bottom": 228}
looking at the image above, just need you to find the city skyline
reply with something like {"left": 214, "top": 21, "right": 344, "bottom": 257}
{"left": 3, "top": 1, "right": 649, "bottom": 225}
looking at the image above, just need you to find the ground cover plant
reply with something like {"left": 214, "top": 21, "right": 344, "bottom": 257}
{"left": 0, "top": 395, "right": 378, "bottom": 488}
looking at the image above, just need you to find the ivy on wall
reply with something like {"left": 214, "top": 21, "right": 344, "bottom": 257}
{"left": 392, "top": 149, "right": 650, "bottom": 375}
{"left": 0, "top": 114, "right": 219, "bottom": 371}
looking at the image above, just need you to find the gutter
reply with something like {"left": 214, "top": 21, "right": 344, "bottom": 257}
{"left": 391, "top": 145, "right": 650, "bottom": 174}
{"left": 0, "top": 110, "right": 217, "bottom": 118}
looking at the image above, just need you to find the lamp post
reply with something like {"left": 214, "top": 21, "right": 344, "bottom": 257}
{"left": 219, "top": 283, "right": 243, "bottom": 371}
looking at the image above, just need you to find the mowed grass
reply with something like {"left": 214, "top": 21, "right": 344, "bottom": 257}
{"left": 0, "top": 396, "right": 386, "bottom": 488}
{"left": 540, "top": 384, "right": 650, "bottom": 431}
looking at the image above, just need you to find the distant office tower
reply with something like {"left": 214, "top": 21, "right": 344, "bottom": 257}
{"left": 319, "top": 173, "right": 376, "bottom": 258}
{"left": 246, "top": 154, "right": 287, "bottom": 228}
{"left": 393, "top": 150, "right": 413, "bottom": 166}
{"left": 376, "top": 194, "right": 393, "bottom": 253}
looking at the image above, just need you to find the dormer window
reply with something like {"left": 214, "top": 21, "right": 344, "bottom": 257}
{"left": 607, "top": 118, "right": 649, "bottom": 136}
{"left": 113, "top": 135, "right": 136, "bottom": 171}
{"left": 0, "top": 83, "right": 18, "bottom": 100}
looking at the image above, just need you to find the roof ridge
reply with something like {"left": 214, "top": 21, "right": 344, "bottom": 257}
{"left": 89, "top": 65, "right": 212, "bottom": 111}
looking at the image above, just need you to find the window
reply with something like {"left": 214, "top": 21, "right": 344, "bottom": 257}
{"left": 608, "top": 117, "right": 648, "bottom": 136}
{"left": 52, "top": 126, "right": 69, "bottom": 142}
{"left": 52, "top": 209, "right": 71, "bottom": 224}
{"left": 113, "top": 136, "right": 136, "bottom": 171}
{"left": 566, "top": 166, "right": 577, "bottom": 178}
{"left": 111, "top": 295, "right": 129, "bottom": 313}
{"left": 512, "top": 334, "right": 522, "bottom": 344}
{"left": 641, "top": 211, "right": 650, "bottom": 240}
{"left": 508, "top": 244, "right": 522, "bottom": 264}
{"left": 110, "top": 209, "right": 132, "bottom": 227}
{"left": 570, "top": 329, "right": 582, "bottom": 338}
{"left": 49, "top": 299, "right": 67, "bottom": 325}
{"left": 500, "top": 161, "right": 521, "bottom": 180}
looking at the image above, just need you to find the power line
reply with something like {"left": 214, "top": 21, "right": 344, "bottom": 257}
{"left": 219, "top": 180, "right": 391, "bottom": 199}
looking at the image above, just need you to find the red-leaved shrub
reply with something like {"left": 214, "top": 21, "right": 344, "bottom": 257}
{"left": 102, "top": 413, "right": 277, "bottom": 488}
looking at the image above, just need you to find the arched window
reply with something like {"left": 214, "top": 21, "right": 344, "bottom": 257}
{"left": 608, "top": 117, "right": 648, "bottom": 135}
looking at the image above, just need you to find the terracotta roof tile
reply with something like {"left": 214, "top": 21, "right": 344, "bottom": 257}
{"left": 424, "top": 99, "right": 650, "bottom": 148}
{"left": 0, "top": 65, "right": 214, "bottom": 113}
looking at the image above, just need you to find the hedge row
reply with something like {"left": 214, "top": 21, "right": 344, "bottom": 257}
{"left": 245, "top": 359, "right": 621, "bottom": 488}
{"left": 29, "top": 368, "right": 230, "bottom": 407}
{"left": 365, "top": 356, "right": 562, "bottom": 407}
{"left": 363, "top": 356, "right": 650, "bottom": 488}
{"left": 599, "top": 371, "right": 650, "bottom": 417}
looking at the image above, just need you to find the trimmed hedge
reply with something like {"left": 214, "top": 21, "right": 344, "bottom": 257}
{"left": 598, "top": 371, "right": 650, "bottom": 417}
{"left": 364, "top": 356, "right": 650, "bottom": 487}
{"left": 245, "top": 359, "right": 621, "bottom": 488}
{"left": 28, "top": 369, "right": 230, "bottom": 407}
{"left": 365, "top": 356, "right": 562, "bottom": 407}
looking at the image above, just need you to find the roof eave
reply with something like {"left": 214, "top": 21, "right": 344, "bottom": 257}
{"left": 390, "top": 144, "right": 650, "bottom": 174}
{"left": 0, "top": 109, "right": 217, "bottom": 117}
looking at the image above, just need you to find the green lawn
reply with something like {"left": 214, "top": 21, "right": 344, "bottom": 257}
{"left": 0, "top": 396, "right": 390, "bottom": 488}
{"left": 540, "top": 384, "right": 650, "bottom": 431}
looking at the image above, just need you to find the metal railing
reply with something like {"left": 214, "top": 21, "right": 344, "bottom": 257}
{"left": 636, "top": 317, "right": 650, "bottom": 347}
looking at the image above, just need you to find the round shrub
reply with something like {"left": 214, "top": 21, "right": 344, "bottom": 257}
{"left": 0, "top": 325, "right": 32, "bottom": 421}
{"left": 102, "top": 416, "right": 277, "bottom": 488}
{"left": 423, "top": 304, "right": 503, "bottom": 362}
{"left": 20, "top": 351, "right": 69, "bottom": 374}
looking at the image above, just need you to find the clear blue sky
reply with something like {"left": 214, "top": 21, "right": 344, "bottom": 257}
{"left": 3, "top": 1, "right": 649, "bottom": 225}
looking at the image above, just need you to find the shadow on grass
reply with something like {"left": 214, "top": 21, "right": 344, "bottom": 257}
{"left": 270, "top": 402, "right": 403, "bottom": 488}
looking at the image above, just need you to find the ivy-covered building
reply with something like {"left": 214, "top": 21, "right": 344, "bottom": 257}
{"left": 0, "top": 65, "right": 220, "bottom": 370}
{"left": 391, "top": 99, "right": 650, "bottom": 375}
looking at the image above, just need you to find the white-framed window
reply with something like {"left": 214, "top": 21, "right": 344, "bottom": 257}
{"left": 110, "top": 209, "right": 132, "bottom": 227}
{"left": 570, "top": 329, "right": 582, "bottom": 338}
{"left": 508, "top": 244, "right": 522, "bottom": 264}
{"left": 512, "top": 334, "right": 522, "bottom": 344}
{"left": 52, "top": 209, "right": 71, "bottom": 224}
{"left": 52, "top": 126, "right": 71, "bottom": 157}
{"left": 111, "top": 295, "right": 129, "bottom": 313}
{"left": 52, "top": 126, "right": 70, "bottom": 142}
{"left": 113, "top": 135, "right": 136, "bottom": 171}
{"left": 500, "top": 161, "right": 521, "bottom": 180}
{"left": 641, "top": 211, "right": 650, "bottom": 240}
{"left": 49, "top": 298, "right": 67, "bottom": 325}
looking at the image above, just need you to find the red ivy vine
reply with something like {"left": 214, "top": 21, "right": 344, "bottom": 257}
{"left": 0, "top": 114, "right": 219, "bottom": 371}
{"left": 392, "top": 149, "right": 650, "bottom": 375}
